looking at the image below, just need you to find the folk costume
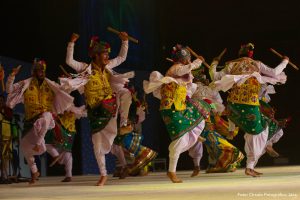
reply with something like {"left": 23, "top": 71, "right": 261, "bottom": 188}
{"left": 209, "top": 43, "right": 288, "bottom": 176}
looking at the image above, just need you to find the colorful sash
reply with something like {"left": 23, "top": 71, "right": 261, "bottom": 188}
{"left": 87, "top": 96, "right": 117, "bottom": 134}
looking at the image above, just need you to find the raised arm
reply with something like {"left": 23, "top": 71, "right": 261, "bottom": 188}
{"left": 106, "top": 32, "right": 129, "bottom": 69}
{"left": 65, "top": 33, "right": 88, "bottom": 73}
{"left": 167, "top": 58, "right": 203, "bottom": 77}
{"left": 6, "top": 66, "right": 21, "bottom": 93}
{"left": 258, "top": 57, "right": 289, "bottom": 77}
{"left": 209, "top": 59, "right": 228, "bottom": 81}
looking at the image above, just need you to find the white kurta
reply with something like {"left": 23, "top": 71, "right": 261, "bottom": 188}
{"left": 144, "top": 59, "right": 206, "bottom": 172}
{"left": 65, "top": 40, "right": 132, "bottom": 176}
{"left": 209, "top": 57, "right": 288, "bottom": 170}
{"left": 192, "top": 81, "right": 225, "bottom": 114}
{"left": 6, "top": 75, "right": 74, "bottom": 174}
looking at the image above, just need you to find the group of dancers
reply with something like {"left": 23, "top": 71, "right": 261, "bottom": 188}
{"left": 0, "top": 28, "right": 293, "bottom": 186}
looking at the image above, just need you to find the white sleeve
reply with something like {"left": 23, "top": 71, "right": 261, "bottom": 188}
{"left": 209, "top": 61, "right": 228, "bottom": 81}
{"left": 66, "top": 42, "right": 88, "bottom": 73}
{"left": 190, "top": 58, "right": 203, "bottom": 70}
{"left": 172, "top": 59, "right": 203, "bottom": 76}
{"left": 258, "top": 59, "right": 288, "bottom": 77}
{"left": 106, "top": 40, "right": 129, "bottom": 70}
{"left": 6, "top": 74, "right": 16, "bottom": 94}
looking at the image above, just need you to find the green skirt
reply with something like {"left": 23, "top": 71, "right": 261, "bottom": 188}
{"left": 45, "top": 120, "right": 75, "bottom": 152}
{"left": 227, "top": 102, "right": 267, "bottom": 135}
{"left": 87, "top": 96, "right": 117, "bottom": 134}
{"left": 160, "top": 98, "right": 210, "bottom": 141}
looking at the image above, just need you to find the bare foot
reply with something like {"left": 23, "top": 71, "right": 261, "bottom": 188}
{"left": 245, "top": 168, "right": 259, "bottom": 177}
{"left": 167, "top": 172, "right": 183, "bottom": 183}
{"left": 61, "top": 177, "right": 72, "bottom": 182}
{"left": 28, "top": 171, "right": 40, "bottom": 185}
{"left": 191, "top": 166, "right": 200, "bottom": 177}
{"left": 266, "top": 145, "right": 280, "bottom": 157}
{"left": 96, "top": 176, "right": 108, "bottom": 186}
{"left": 253, "top": 169, "right": 263, "bottom": 176}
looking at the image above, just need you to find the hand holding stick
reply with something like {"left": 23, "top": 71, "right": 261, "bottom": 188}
{"left": 107, "top": 27, "right": 139, "bottom": 44}
{"left": 270, "top": 48, "right": 298, "bottom": 70}
{"left": 186, "top": 46, "right": 210, "bottom": 68}
{"left": 70, "top": 33, "right": 80, "bottom": 43}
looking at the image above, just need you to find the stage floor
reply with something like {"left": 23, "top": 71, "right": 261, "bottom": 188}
{"left": 1, "top": 165, "right": 300, "bottom": 200}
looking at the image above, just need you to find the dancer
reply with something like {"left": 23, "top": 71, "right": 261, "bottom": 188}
{"left": 6, "top": 59, "right": 74, "bottom": 184}
{"left": 210, "top": 43, "right": 289, "bottom": 177}
{"left": 259, "top": 84, "right": 291, "bottom": 158}
{"left": 45, "top": 105, "right": 86, "bottom": 182}
{"left": 65, "top": 32, "right": 131, "bottom": 186}
{"left": 144, "top": 44, "right": 210, "bottom": 183}
{"left": 191, "top": 67, "right": 244, "bottom": 174}
{"left": 0, "top": 94, "right": 13, "bottom": 183}
{"left": 113, "top": 85, "right": 157, "bottom": 177}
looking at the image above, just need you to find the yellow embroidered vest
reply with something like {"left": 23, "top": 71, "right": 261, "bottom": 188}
{"left": 227, "top": 77, "right": 261, "bottom": 106}
{"left": 160, "top": 82, "right": 187, "bottom": 111}
{"left": 24, "top": 79, "right": 54, "bottom": 120}
{"left": 228, "top": 57, "right": 259, "bottom": 75}
{"left": 84, "top": 68, "right": 113, "bottom": 108}
{"left": 58, "top": 111, "right": 76, "bottom": 132}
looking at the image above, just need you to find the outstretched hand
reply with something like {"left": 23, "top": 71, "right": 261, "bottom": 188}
{"left": 70, "top": 33, "right": 80, "bottom": 43}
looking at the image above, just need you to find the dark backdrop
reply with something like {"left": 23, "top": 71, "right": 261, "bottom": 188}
{"left": 1, "top": 0, "right": 299, "bottom": 174}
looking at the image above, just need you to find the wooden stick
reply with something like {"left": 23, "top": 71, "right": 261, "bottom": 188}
{"left": 59, "top": 65, "right": 72, "bottom": 77}
{"left": 216, "top": 48, "right": 227, "bottom": 61}
{"left": 270, "top": 48, "right": 299, "bottom": 70}
{"left": 107, "top": 27, "right": 139, "bottom": 44}
{"left": 186, "top": 46, "right": 210, "bottom": 68}
{"left": 210, "top": 48, "right": 227, "bottom": 69}
{"left": 16, "top": 65, "right": 22, "bottom": 71}
{"left": 166, "top": 58, "right": 174, "bottom": 63}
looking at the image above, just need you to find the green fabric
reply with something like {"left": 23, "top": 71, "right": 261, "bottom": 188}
{"left": 45, "top": 122, "right": 75, "bottom": 152}
{"left": 227, "top": 102, "right": 267, "bottom": 135}
{"left": 87, "top": 97, "right": 117, "bottom": 134}
{"left": 160, "top": 99, "right": 210, "bottom": 141}
{"left": 259, "top": 100, "right": 284, "bottom": 140}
